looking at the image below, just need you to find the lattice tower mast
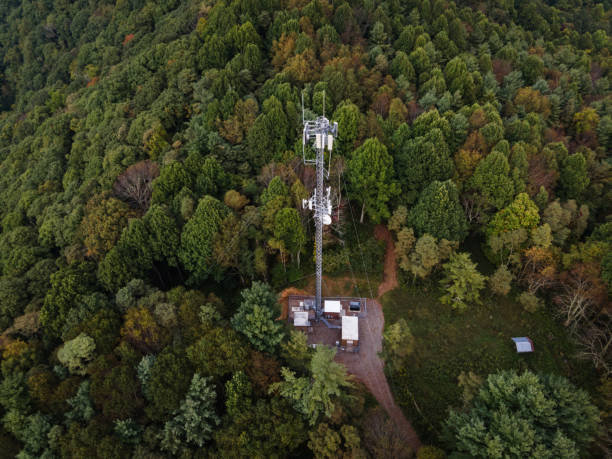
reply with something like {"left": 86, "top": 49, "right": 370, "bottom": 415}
{"left": 302, "top": 97, "right": 338, "bottom": 317}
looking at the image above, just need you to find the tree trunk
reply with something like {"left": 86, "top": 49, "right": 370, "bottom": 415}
{"left": 360, "top": 202, "right": 365, "bottom": 223}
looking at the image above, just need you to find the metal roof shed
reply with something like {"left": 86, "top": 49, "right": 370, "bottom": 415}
{"left": 511, "top": 337, "right": 534, "bottom": 353}
{"left": 324, "top": 300, "right": 342, "bottom": 314}
{"left": 294, "top": 311, "right": 310, "bottom": 327}
{"left": 342, "top": 316, "right": 359, "bottom": 341}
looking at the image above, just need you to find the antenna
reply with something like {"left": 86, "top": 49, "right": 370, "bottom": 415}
{"left": 301, "top": 97, "right": 338, "bottom": 318}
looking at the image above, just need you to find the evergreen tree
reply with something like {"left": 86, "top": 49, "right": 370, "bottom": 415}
{"left": 179, "top": 195, "right": 228, "bottom": 284}
{"left": 559, "top": 152, "right": 589, "bottom": 200}
{"left": 160, "top": 374, "right": 220, "bottom": 454}
{"left": 445, "top": 370, "right": 600, "bottom": 457}
{"left": 271, "top": 346, "right": 353, "bottom": 425}
{"left": 440, "top": 252, "right": 487, "bottom": 311}
{"left": 231, "top": 282, "right": 284, "bottom": 353}
{"left": 469, "top": 150, "right": 515, "bottom": 210}
{"left": 347, "top": 138, "right": 399, "bottom": 223}
{"left": 408, "top": 180, "right": 468, "bottom": 242}
{"left": 395, "top": 127, "right": 454, "bottom": 202}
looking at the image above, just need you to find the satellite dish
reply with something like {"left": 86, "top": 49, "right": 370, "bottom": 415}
{"left": 323, "top": 214, "right": 332, "bottom": 225}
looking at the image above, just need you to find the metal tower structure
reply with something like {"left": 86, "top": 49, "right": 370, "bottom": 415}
{"left": 302, "top": 109, "right": 338, "bottom": 317}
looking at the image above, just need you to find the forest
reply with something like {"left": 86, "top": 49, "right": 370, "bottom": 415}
{"left": 0, "top": 0, "right": 610, "bottom": 457}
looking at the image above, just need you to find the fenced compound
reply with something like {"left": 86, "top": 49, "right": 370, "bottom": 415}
{"left": 287, "top": 295, "right": 367, "bottom": 352}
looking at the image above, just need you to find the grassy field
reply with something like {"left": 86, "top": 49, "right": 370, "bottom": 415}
{"left": 381, "top": 285, "right": 599, "bottom": 445}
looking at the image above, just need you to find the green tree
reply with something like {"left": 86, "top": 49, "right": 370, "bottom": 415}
{"left": 261, "top": 176, "right": 291, "bottom": 233}
{"left": 489, "top": 265, "right": 513, "bottom": 296}
{"left": 18, "top": 412, "right": 53, "bottom": 457}
{"left": 444, "top": 56, "right": 475, "bottom": 102}
{"left": 559, "top": 152, "right": 589, "bottom": 200}
{"left": 160, "top": 374, "right": 220, "bottom": 454}
{"left": 57, "top": 333, "right": 96, "bottom": 375}
{"left": 179, "top": 195, "right": 228, "bottom": 284}
{"left": 399, "top": 233, "right": 456, "bottom": 279}
{"left": 215, "top": 397, "right": 307, "bottom": 457}
{"left": 445, "top": 370, "right": 600, "bottom": 457}
{"left": 382, "top": 319, "right": 415, "bottom": 371}
{"left": 395, "top": 127, "right": 454, "bottom": 202}
{"left": 347, "top": 138, "right": 399, "bottom": 223}
{"left": 281, "top": 329, "right": 311, "bottom": 372}
{"left": 187, "top": 327, "right": 248, "bottom": 378}
{"left": 440, "top": 252, "right": 487, "bottom": 311}
{"left": 308, "top": 423, "right": 366, "bottom": 458}
{"left": 0, "top": 276, "right": 29, "bottom": 330}
{"left": 65, "top": 381, "right": 94, "bottom": 423}
{"left": 80, "top": 193, "right": 137, "bottom": 260}
{"left": 143, "top": 204, "right": 180, "bottom": 266}
{"left": 231, "top": 282, "right": 284, "bottom": 353}
{"left": 225, "top": 371, "right": 252, "bottom": 418}
{"left": 390, "top": 51, "right": 415, "bottom": 82}
{"left": 408, "top": 180, "right": 468, "bottom": 242}
{"left": 271, "top": 345, "right": 353, "bottom": 425}
{"left": 40, "top": 262, "right": 97, "bottom": 339}
{"left": 96, "top": 206, "right": 180, "bottom": 293}
{"left": 89, "top": 358, "right": 144, "bottom": 420}
{"left": 151, "top": 161, "right": 191, "bottom": 204}
{"left": 273, "top": 207, "right": 306, "bottom": 267}
{"left": 468, "top": 150, "right": 515, "bottom": 209}
{"left": 146, "top": 346, "right": 193, "bottom": 420}
{"left": 332, "top": 101, "right": 361, "bottom": 155}
{"left": 114, "top": 419, "right": 142, "bottom": 445}
{"left": 487, "top": 193, "right": 540, "bottom": 239}
{"left": 246, "top": 96, "right": 289, "bottom": 167}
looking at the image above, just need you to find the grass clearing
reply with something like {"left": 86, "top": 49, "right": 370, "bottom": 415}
{"left": 381, "top": 285, "right": 599, "bottom": 445}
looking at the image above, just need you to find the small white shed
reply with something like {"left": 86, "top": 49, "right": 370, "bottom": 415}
{"left": 511, "top": 337, "right": 534, "bottom": 353}
{"left": 341, "top": 316, "right": 359, "bottom": 346}
{"left": 324, "top": 300, "right": 342, "bottom": 318}
{"left": 294, "top": 311, "right": 310, "bottom": 328}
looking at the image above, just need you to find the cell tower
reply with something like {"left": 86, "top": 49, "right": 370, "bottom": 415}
{"left": 302, "top": 97, "right": 338, "bottom": 318}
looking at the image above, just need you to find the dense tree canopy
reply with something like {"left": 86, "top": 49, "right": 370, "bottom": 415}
{"left": 0, "top": 0, "right": 609, "bottom": 456}
{"left": 445, "top": 370, "right": 600, "bottom": 457}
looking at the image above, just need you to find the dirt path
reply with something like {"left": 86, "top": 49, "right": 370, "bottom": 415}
{"left": 335, "top": 225, "right": 421, "bottom": 453}
{"left": 336, "top": 299, "right": 421, "bottom": 453}
{"left": 374, "top": 224, "right": 398, "bottom": 298}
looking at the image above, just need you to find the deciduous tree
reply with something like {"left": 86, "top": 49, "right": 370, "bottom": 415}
{"left": 112, "top": 160, "right": 159, "bottom": 211}
{"left": 382, "top": 319, "right": 415, "bottom": 371}
{"left": 57, "top": 333, "right": 96, "bottom": 376}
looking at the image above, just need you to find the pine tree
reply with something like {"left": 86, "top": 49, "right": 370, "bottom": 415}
{"left": 347, "top": 138, "right": 399, "bottom": 223}
{"left": 445, "top": 370, "right": 600, "bottom": 457}
{"left": 231, "top": 282, "right": 284, "bottom": 353}
{"left": 271, "top": 346, "right": 353, "bottom": 425}
{"left": 408, "top": 180, "right": 468, "bottom": 242}
{"left": 440, "top": 252, "right": 487, "bottom": 311}
{"left": 160, "top": 374, "right": 220, "bottom": 454}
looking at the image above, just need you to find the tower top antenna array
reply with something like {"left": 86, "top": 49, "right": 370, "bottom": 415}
{"left": 301, "top": 93, "right": 338, "bottom": 317}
